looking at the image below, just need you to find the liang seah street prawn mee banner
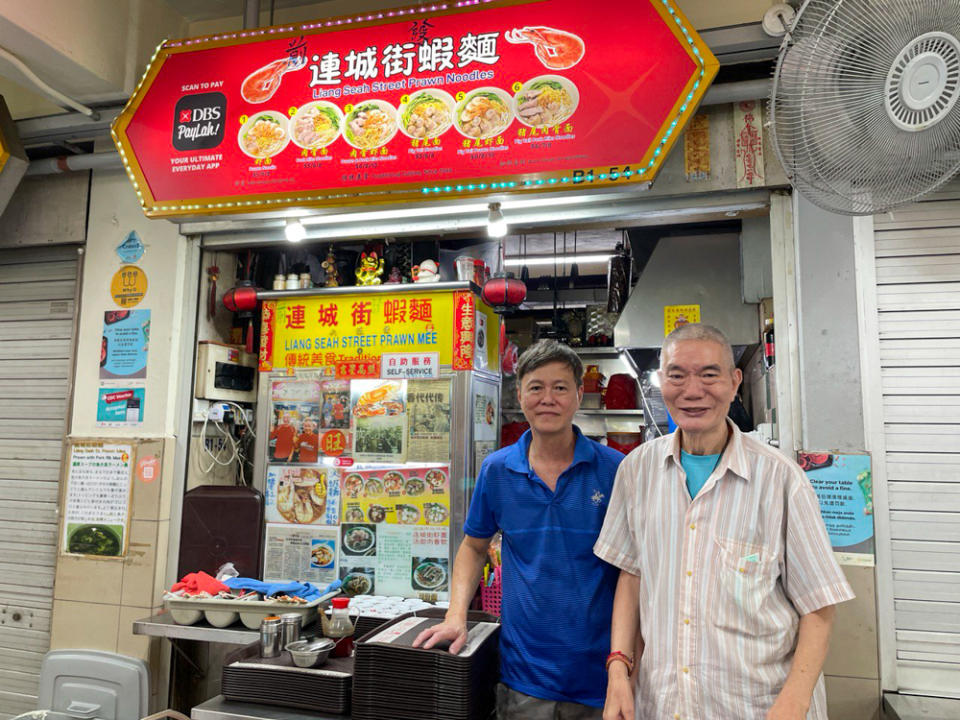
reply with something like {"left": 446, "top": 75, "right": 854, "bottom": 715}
{"left": 260, "top": 289, "right": 497, "bottom": 373}
{"left": 113, "top": 0, "right": 717, "bottom": 217}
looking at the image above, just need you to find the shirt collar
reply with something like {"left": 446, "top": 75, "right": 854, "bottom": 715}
{"left": 660, "top": 419, "right": 752, "bottom": 482}
{"left": 505, "top": 425, "right": 594, "bottom": 475}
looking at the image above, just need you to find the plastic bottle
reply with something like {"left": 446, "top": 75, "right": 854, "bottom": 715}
{"left": 325, "top": 596, "right": 356, "bottom": 658}
{"left": 763, "top": 318, "right": 775, "bottom": 369}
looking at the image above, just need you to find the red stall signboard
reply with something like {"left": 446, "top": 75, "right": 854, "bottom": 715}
{"left": 112, "top": 0, "right": 717, "bottom": 218}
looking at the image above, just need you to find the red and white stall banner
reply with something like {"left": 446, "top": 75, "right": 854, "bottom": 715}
{"left": 113, "top": 0, "right": 717, "bottom": 217}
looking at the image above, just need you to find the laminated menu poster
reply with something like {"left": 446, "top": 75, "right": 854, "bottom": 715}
{"left": 264, "top": 465, "right": 341, "bottom": 525}
{"left": 270, "top": 376, "right": 353, "bottom": 461}
{"left": 407, "top": 378, "right": 452, "bottom": 464}
{"left": 263, "top": 522, "right": 339, "bottom": 584}
{"left": 351, "top": 379, "right": 407, "bottom": 462}
{"left": 340, "top": 466, "right": 450, "bottom": 526}
{"left": 340, "top": 523, "right": 450, "bottom": 599}
{"left": 62, "top": 442, "right": 134, "bottom": 557}
{"left": 798, "top": 452, "right": 874, "bottom": 566}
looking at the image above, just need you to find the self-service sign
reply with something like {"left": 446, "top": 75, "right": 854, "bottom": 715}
{"left": 112, "top": 0, "right": 717, "bottom": 218}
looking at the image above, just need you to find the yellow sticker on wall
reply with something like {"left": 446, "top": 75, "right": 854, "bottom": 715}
{"left": 664, "top": 304, "right": 700, "bottom": 337}
{"left": 111, "top": 265, "right": 148, "bottom": 308}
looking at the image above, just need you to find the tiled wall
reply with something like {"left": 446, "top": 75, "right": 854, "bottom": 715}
{"left": 51, "top": 437, "right": 175, "bottom": 710}
{"left": 825, "top": 565, "right": 882, "bottom": 720}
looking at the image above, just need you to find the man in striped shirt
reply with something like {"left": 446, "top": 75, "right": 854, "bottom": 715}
{"left": 595, "top": 324, "right": 854, "bottom": 720}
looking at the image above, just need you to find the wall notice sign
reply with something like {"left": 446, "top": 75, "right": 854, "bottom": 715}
{"left": 63, "top": 442, "right": 134, "bottom": 557}
{"left": 798, "top": 452, "right": 874, "bottom": 566}
{"left": 381, "top": 352, "right": 439, "bottom": 379}
{"left": 734, "top": 100, "right": 765, "bottom": 188}
{"left": 101, "top": 309, "right": 150, "bottom": 379}
{"left": 112, "top": 0, "right": 718, "bottom": 217}
{"left": 110, "top": 265, "right": 148, "bottom": 308}
{"left": 97, "top": 387, "right": 146, "bottom": 426}
{"left": 663, "top": 304, "right": 700, "bottom": 336}
{"left": 116, "top": 231, "right": 145, "bottom": 263}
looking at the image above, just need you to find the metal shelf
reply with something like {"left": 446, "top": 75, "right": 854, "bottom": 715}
{"left": 571, "top": 347, "right": 622, "bottom": 356}
{"left": 133, "top": 613, "right": 261, "bottom": 645}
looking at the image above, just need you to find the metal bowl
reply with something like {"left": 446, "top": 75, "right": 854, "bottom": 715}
{"left": 285, "top": 637, "right": 335, "bottom": 668}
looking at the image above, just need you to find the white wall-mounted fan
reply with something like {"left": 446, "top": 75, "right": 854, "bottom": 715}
{"left": 770, "top": 0, "right": 960, "bottom": 215}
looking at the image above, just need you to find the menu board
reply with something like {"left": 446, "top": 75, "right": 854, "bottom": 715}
{"left": 339, "top": 465, "right": 451, "bottom": 598}
{"left": 62, "top": 442, "right": 134, "bottom": 557}
{"left": 114, "top": 0, "right": 717, "bottom": 216}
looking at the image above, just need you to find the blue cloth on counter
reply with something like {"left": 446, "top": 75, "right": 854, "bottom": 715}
{"left": 223, "top": 577, "right": 341, "bottom": 602}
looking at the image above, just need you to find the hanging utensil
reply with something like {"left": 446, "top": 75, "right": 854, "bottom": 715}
{"left": 519, "top": 233, "right": 529, "bottom": 284}
{"left": 569, "top": 231, "right": 580, "bottom": 288}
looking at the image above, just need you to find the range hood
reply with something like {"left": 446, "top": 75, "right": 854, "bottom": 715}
{"left": 613, "top": 233, "right": 758, "bottom": 349}
{"left": 0, "top": 96, "right": 28, "bottom": 218}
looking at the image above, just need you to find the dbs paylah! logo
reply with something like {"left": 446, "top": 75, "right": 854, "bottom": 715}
{"left": 172, "top": 92, "right": 226, "bottom": 151}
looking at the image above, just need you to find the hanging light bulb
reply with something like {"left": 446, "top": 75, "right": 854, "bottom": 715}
{"left": 487, "top": 202, "right": 507, "bottom": 238}
{"left": 285, "top": 218, "right": 306, "bottom": 243}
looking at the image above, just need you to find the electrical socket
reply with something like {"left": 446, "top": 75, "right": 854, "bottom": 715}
{"left": 192, "top": 398, "right": 210, "bottom": 423}
{"left": 207, "top": 403, "right": 228, "bottom": 422}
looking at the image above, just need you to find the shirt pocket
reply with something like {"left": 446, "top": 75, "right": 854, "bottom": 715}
{"left": 712, "top": 536, "right": 779, "bottom": 636}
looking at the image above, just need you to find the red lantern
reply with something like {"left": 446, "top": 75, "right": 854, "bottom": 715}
{"left": 222, "top": 286, "right": 259, "bottom": 312}
{"left": 481, "top": 274, "right": 526, "bottom": 313}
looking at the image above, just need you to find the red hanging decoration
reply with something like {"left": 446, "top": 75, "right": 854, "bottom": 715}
{"left": 222, "top": 286, "right": 260, "bottom": 312}
{"left": 481, "top": 275, "right": 527, "bottom": 313}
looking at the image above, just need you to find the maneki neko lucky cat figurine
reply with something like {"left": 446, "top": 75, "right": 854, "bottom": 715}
{"left": 355, "top": 251, "right": 385, "bottom": 285}
{"left": 411, "top": 259, "right": 440, "bottom": 283}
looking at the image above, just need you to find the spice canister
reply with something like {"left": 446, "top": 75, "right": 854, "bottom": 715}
{"left": 279, "top": 613, "right": 302, "bottom": 650}
{"left": 260, "top": 615, "right": 282, "bottom": 658}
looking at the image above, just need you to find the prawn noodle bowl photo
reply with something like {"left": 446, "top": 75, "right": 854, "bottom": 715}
{"left": 290, "top": 101, "right": 343, "bottom": 149}
{"left": 342, "top": 572, "right": 373, "bottom": 596}
{"left": 515, "top": 75, "right": 579, "bottom": 128}
{"left": 344, "top": 100, "right": 398, "bottom": 149}
{"left": 455, "top": 87, "right": 513, "bottom": 139}
{"left": 343, "top": 524, "right": 376, "bottom": 553}
{"left": 400, "top": 90, "right": 455, "bottom": 139}
{"left": 413, "top": 561, "right": 447, "bottom": 590}
{"left": 238, "top": 111, "right": 289, "bottom": 158}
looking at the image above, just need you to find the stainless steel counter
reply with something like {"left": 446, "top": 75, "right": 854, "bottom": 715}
{"left": 884, "top": 692, "right": 960, "bottom": 720}
{"left": 192, "top": 695, "right": 348, "bottom": 720}
{"left": 133, "top": 614, "right": 259, "bottom": 645}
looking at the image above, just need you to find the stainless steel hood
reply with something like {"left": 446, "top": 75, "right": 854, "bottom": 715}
{"left": 613, "top": 233, "right": 758, "bottom": 349}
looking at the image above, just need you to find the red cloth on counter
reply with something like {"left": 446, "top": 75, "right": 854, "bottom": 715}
{"left": 170, "top": 571, "right": 229, "bottom": 596}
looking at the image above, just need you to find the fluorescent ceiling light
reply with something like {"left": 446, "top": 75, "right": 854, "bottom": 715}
{"left": 487, "top": 202, "right": 507, "bottom": 238}
{"left": 504, "top": 253, "right": 612, "bottom": 267}
{"left": 285, "top": 218, "right": 306, "bottom": 242}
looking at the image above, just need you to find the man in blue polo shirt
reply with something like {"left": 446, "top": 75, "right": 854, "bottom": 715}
{"left": 414, "top": 340, "right": 625, "bottom": 718}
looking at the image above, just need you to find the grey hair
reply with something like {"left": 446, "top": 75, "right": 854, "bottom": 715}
{"left": 660, "top": 323, "right": 736, "bottom": 371}
{"left": 516, "top": 339, "right": 584, "bottom": 387}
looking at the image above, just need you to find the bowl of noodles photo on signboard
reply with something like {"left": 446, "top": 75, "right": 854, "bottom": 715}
{"left": 398, "top": 89, "right": 456, "bottom": 140}
{"left": 513, "top": 75, "right": 580, "bottom": 129}
{"left": 412, "top": 557, "right": 448, "bottom": 592}
{"left": 290, "top": 101, "right": 344, "bottom": 150}
{"left": 454, "top": 87, "right": 514, "bottom": 139}
{"left": 238, "top": 110, "right": 290, "bottom": 159}
{"left": 343, "top": 100, "right": 399, "bottom": 150}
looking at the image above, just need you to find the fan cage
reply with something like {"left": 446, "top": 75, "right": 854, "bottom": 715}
{"left": 770, "top": 0, "right": 960, "bottom": 215}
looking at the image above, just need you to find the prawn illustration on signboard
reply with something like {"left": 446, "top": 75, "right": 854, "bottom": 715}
{"left": 505, "top": 26, "right": 585, "bottom": 70}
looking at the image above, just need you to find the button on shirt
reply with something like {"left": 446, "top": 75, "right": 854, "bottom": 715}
{"left": 594, "top": 421, "right": 855, "bottom": 720}
{"left": 465, "top": 427, "right": 624, "bottom": 708}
